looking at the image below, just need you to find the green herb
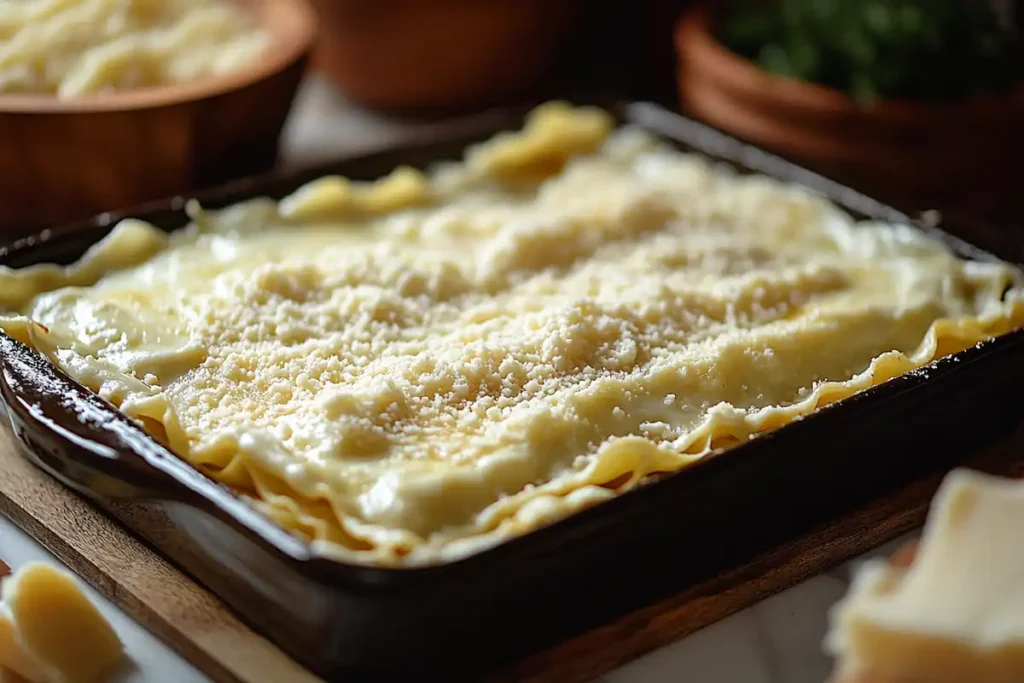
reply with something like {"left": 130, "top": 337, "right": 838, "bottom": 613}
{"left": 718, "top": 0, "right": 1024, "bottom": 104}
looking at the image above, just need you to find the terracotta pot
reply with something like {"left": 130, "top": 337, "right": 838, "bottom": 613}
{"left": 675, "top": 5, "right": 1024, "bottom": 217}
{"left": 0, "top": 0, "right": 317, "bottom": 239}
{"left": 309, "top": 0, "right": 579, "bottom": 113}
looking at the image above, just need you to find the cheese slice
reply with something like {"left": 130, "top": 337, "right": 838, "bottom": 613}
{"left": 0, "top": 563, "right": 123, "bottom": 683}
{"left": 826, "top": 469, "right": 1024, "bottom": 682}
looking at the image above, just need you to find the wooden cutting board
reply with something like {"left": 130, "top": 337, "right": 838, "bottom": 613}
{"left": 1, "top": 419, "right": 1023, "bottom": 683}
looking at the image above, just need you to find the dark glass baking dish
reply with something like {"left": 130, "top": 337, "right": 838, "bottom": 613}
{"left": 3, "top": 102, "right": 1024, "bottom": 682}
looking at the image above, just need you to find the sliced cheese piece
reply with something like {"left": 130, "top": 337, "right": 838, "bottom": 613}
{"left": 0, "top": 563, "right": 123, "bottom": 683}
{"left": 0, "top": 563, "right": 39, "bottom": 683}
{"left": 827, "top": 469, "right": 1024, "bottom": 682}
{"left": 0, "top": 615, "right": 46, "bottom": 683}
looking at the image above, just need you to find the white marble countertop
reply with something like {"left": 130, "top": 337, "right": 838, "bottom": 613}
{"left": 0, "top": 76, "right": 918, "bottom": 683}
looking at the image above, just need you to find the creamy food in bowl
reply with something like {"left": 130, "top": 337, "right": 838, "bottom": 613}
{"left": 0, "top": 0, "right": 269, "bottom": 97}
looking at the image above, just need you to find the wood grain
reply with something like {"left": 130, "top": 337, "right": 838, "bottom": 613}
{"left": 0, "top": 417, "right": 1023, "bottom": 683}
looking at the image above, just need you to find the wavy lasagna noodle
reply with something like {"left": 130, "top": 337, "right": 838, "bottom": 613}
{"left": 2, "top": 103, "right": 1023, "bottom": 566}
{"left": 0, "top": 0, "right": 267, "bottom": 96}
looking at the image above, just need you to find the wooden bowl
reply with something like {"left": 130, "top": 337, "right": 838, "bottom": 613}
{"left": 0, "top": 0, "right": 317, "bottom": 238}
{"left": 308, "top": 0, "right": 579, "bottom": 113}
{"left": 675, "top": 5, "right": 1024, "bottom": 219}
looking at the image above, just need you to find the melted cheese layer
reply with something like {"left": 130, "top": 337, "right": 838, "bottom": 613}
{"left": 2, "top": 103, "right": 1023, "bottom": 566}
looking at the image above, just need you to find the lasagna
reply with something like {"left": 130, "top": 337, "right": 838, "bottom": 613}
{"left": 2, "top": 103, "right": 1022, "bottom": 566}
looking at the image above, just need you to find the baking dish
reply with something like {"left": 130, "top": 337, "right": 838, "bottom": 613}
{"left": 3, "top": 102, "right": 1024, "bottom": 681}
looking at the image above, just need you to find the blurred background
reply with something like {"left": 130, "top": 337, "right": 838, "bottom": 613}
{"left": 299, "top": 0, "right": 1024, "bottom": 224}
{"left": 1, "top": 0, "right": 1022, "bottom": 237}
